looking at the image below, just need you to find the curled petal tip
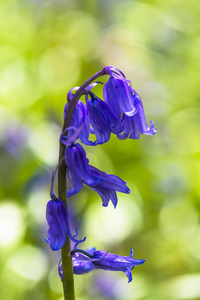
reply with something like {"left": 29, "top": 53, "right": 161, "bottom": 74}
{"left": 130, "top": 248, "right": 134, "bottom": 257}
{"left": 67, "top": 87, "right": 79, "bottom": 101}
{"left": 72, "top": 228, "right": 78, "bottom": 238}
{"left": 85, "top": 81, "right": 103, "bottom": 92}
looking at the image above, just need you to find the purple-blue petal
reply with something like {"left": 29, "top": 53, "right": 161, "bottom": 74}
{"left": 69, "top": 247, "right": 145, "bottom": 282}
{"left": 90, "top": 117, "right": 111, "bottom": 144}
{"left": 46, "top": 198, "right": 85, "bottom": 251}
{"left": 76, "top": 101, "right": 96, "bottom": 145}
{"left": 92, "top": 185, "right": 118, "bottom": 208}
{"left": 66, "top": 169, "right": 83, "bottom": 197}
{"left": 103, "top": 76, "right": 136, "bottom": 117}
{"left": 65, "top": 143, "right": 96, "bottom": 186}
{"left": 46, "top": 199, "right": 68, "bottom": 251}
{"left": 64, "top": 101, "right": 96, "bottom": 145}
{"left": 73, "top": 260, "right": 95, "bottom": 274}
{"left": 103, "top": 78, "right": 121, "bottom": 120}
{"left": 87, "top": 97, "right": 111, "bottom": 144}
{"left": 92, "top": 250, "right": 145, "bottom": 280}
{"left": 101, "top": 174, "right": 130, "bottom": 194}
{"left": 125, "top": 267, "right": 133, "bottom": 283}
{"left": 117, "top": 93, "right": 156, "bottom": 140}
{"left": 84, "top": 166, "right": 130, "bottom": 207}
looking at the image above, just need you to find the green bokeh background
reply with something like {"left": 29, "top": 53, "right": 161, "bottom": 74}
{"left": 0, "top": 0, "right": 200, "bottom": 299}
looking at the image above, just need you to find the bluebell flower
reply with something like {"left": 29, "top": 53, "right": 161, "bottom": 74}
{"left": 86, "top": 93, "right": 111, "bottom": 144}
{"left": 86, "top": 92, "right": 122, "bottom": 144}
{"left": 65, "top": 143, "right": 99, "bottom": 197}
{"left": 104, "top": 66, "right": 137, "bottom": 118}
{"left": 46, "top": 198, "right": 86, "bottom": 250}
{"left": 58, "top": 248, "right": 145, "bottom": 283}
{"left": 85, "top": 166, "right": 130, "bottom": 208}
{"left": 63, "top": 100, "right": 95, "bottom": 146}
{"left": 46, "top": 170, "right": 86, "bottom": 251}
{"left": 64, "top": 143, "right": 130, "bottom": 207}
{"left": 117, "top": 88, "right": 156, "bottom": 139}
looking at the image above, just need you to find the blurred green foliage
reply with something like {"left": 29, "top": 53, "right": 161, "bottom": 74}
{"left": 0, "top": 0, "right": 200, "bottom": 299}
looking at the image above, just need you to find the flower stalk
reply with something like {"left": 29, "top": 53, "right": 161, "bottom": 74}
{"left": 58, "top": 141, "right": 75, "bottom": 300}
{"left": 57, "top": 68, "right": 107, "bottom": 300}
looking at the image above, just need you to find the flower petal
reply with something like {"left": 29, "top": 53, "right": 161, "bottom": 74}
{"left": 117, "top": 92, "right": 156, "bottom": 140}
{"left": 103, "top": 75, "right": 136, "bottom": 116}
{"left": 46, "top": 199, "right": 67, "bottom": 251}
{"left": 92, "top": 185, "right": 118, "bottom": 208}
{"left": 67, "top": 169, "right": 83, "bottom": 197}
{"left": 73, "top": 260, "right": 95, "bottom": 274}
{"left": 65, "top": 143, "right": 96, "bottom": 186}
{"left": 84, "top": 166, "right": 130, "bottom": 208}
{"left": 46, "top": 198, "right": 85, "bottom": 251}
{"left": 64, "top": 101, "right": 96, "bottom": 145}
{"left": 86, "top": 95, "right": 111, "bottom": 144}
{"left": 68, "top": 247, "right": 145, "bottom": 282}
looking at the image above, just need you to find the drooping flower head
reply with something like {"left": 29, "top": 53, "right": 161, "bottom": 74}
{"left": 85, "top": 166, "right": 130, "bottom": 208}
{"left": 61, "top": 66, "right": 156, "bottom": 146}
{"left": 61, "top": 141, "right": 130, "bottom": 207}
{"left": 117, "top": 88, "right": 156, "bottom": 139}
{"left": 58, "top": 247, "right": 145, "bottom": 283}
{"left": 104, "top": 66, "right": 137, "bottom": 118}
{"left": 104, "top": 66, "right": 157, "bottom": 140}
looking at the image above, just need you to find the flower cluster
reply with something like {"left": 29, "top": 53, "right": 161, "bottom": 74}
{"left": 62, "top": 66, "right": 156, "bottom": 146}
{"left": 46, "top": 66, "right": 156, "bottom": 282}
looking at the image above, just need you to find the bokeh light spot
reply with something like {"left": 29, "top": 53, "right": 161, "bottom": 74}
{"left": 159, "top": 200, "right": 198, "bottom": 239}
{"left": 48, "top": 265, "right": 63, "bottom": 294}
{"left": 28, "top": 122, "right": 60, "bottom": 166}
{"left": 169, "top": 274, "right": 200, "bottom": 299}
{"left": 169, "top": 108, "right": 200, "bottom": 154}
{"left": 0, "top": 201, "right": 25, "bottom": 248}
{"left": 28, "top": 189, "right": 48, "bottom": 225}
{"left": 84, "top": 197, "right": 143, "bottom": 245}
{"left": 7, "top": 244, "right": 48, "bottom": 281}
{"left": 40, "top": 46, "right": 80, "bottom": 92}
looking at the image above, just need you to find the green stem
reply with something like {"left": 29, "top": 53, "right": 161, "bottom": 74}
{"left": 58, "top": 141, "right": 75, "bottom": 300}
{"left": 57, "top": 67, "right": 106, "bottom": 300}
